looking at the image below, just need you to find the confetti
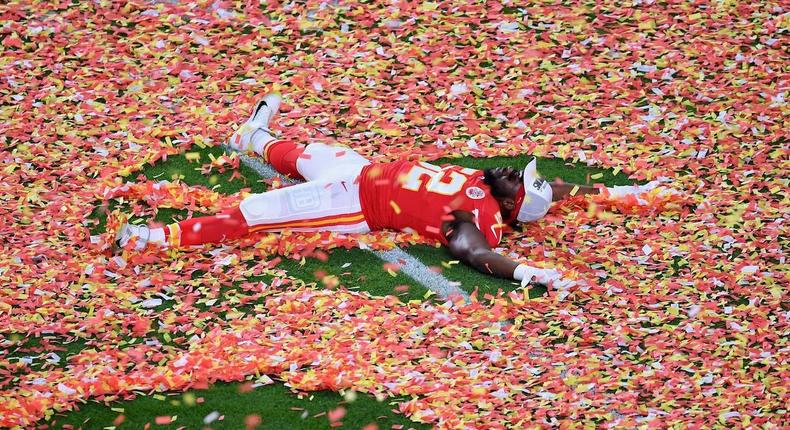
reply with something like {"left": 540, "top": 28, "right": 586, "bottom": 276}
{"left": 155, "top": 416, "right": 173, "bottom": 425}
{"left": 244, "top": 414, "right": 261, "bottom": 429}
{"left": 203, "top": 412, "right": 220, "bottom": 425}
{"left": 327, "top": 407, "right": 346, "bottom": 423}
{"left": 0, "top": 1, "right": 786, "bottom": 429}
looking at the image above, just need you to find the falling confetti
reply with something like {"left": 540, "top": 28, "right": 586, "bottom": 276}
{"left": 0, "top": 0, "right": 787, "bottom": 429}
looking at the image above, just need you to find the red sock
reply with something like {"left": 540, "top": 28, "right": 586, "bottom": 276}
{"left": 165, "top": 207, "right": 250, "bottom": 247}
{"left": 264, "top": 140, "right": 306, "bottom": 180}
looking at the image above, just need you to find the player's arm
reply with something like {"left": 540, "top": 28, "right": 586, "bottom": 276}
{"left": 443, "top": 211, "right": 570, "bottom": 286}
{"left": 444, "top": 217, "right": 519, "bottom": 279}
{"left": 550, "top": 180, "right": 675, "bottom": 203}
{"left": 549, "top": 181, "right": 599, "bottom": 201}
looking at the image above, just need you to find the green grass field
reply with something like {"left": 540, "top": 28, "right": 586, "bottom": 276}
{"left": 57, "top": 145, "right": 635, "bottom": 429}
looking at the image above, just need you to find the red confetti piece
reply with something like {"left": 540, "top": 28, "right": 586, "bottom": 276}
{"left": 327, "top": 407, "right": 346, "bottom": 423}
{"left": 154, "top": 416, "right": 171, "bottom": 425}
{"left": 237, "top": 382, "right": 254, "bottom": 393}
{"left": 244, "top": 414, "right": 261, "bottom": 429}
{"left": 382, "top": 263, "right": 401, "bottom": 273}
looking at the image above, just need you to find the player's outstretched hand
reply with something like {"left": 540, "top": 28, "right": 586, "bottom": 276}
{"left": 515, "top": 264, "right": 563, "bottom": 289}
{"left": 606, "top": 180, "right": 679, "bottom": 205}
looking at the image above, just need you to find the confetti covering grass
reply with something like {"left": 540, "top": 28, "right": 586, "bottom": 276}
{"left": 1, "top": 0, "right": 788, "bottom": 428}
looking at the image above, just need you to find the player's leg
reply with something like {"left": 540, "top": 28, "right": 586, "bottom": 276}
{"left": 262, "top": 139, "right": 307, "bottom": 180}
{"left": 260, "top": 140, "right": 372, "bottom": 182}
{"left": 117, "top": 174, "right": 369, "bottom": 250}
{"left": 239, "top": 175, "right": 369, "bottom": 234}
{"left": 117, "top": 207, "right": 250, "bottom": 249}
{"left": 291, "top": 143, "right": 370, "bottom": 181}
{"left": 227, "top": 93, "right": 281, "bottom": 156}
{"left": 227, "top": 93, "right": 370, "bottom": 181}
{"left": 165, "top": 207, "right": 250, "bottom": 247}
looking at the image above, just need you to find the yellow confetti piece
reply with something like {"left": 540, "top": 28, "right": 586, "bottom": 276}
{"left": 590, "top": 173, "right": 603, "bottom": 179}
{"left": 570, "top": 185, "right": 580, "bottom": 196}
{"left": 389, "top": 200, "right": 401, "bottom": 214}
{"left": 441, "top": 260, "right": 460, "bottom": 269}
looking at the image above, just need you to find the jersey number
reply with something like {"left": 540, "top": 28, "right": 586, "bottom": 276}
{"left": 401, "top": 162, "right": 475, "bottom": 195}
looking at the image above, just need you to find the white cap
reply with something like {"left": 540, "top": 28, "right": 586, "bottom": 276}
{"left": 516, "top": 158, "right": 553, "bottom": 222}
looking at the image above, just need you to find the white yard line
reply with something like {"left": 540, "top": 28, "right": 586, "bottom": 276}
{"left": 222, "top": 144, "right": 470, "bottom": 301}
{"left": 375, "top": 247, "right": 469, "bottom": 301}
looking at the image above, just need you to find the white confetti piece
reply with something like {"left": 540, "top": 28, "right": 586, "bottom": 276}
{"left": 497, "top": 22, "right": 519, "bottom": 32}
{"left": 203, "top": 411, "right": 220, "bottom": 424}
{"left": 450, "top": 82, "right": 469, "bottom": 97}
{"left": 172, "top": 355, "right": 188, "bottom": 368}
{"left": 687, "top": 305, "right": 701, "bottom": 318}
{"left": 141, "top": 298, "right": 162, "bottom": 308}
{"left": 491, "top": 388, "right": 509, "bottom": 399}
{"left": 57, "top": 383, "right": 76, "bottom": 395}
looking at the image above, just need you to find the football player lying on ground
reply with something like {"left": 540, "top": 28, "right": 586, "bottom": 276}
{"left": 117, "top": 93, "right": 671, "bottom": 288}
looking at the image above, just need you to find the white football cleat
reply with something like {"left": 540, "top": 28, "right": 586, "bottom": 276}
{"left": 251, "top": 93, "right": 281, "bottom": 129}
{"left": 116, "top": 223, "right": 151, "bottom": 251}
{"left": 228, "top": 93, "right": 282, "bottom": 154}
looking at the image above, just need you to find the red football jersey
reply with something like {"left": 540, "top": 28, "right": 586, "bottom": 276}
{"left": 358, "top": 161, "right": 504, "bottom": 246}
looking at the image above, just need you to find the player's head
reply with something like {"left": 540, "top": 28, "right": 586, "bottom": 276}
{"left": 483, "top": 158, "right": 552, "bottom": 223}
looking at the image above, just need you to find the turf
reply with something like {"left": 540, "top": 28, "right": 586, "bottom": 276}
{"left": 70, "top": 145, "right": 634, "bottom": 429}
{"left": 97, "top": 144, "right": 637, "bottom": 302}
{"left": 138, "top": 145, "right": 637, "bottom": 301}
{"left": 53, "top": 381, "right": 428, "bottom": 430}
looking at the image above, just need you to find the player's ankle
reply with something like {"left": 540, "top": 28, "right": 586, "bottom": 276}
{"left": 251, "top": 129, "right": 276, "bottom": 156}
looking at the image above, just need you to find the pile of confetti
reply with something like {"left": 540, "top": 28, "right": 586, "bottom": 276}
{"left": 1, "top": 0, "right": 787, "bottom": 428}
